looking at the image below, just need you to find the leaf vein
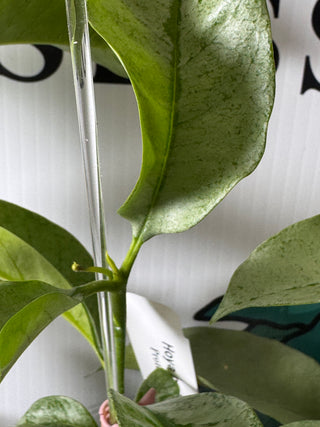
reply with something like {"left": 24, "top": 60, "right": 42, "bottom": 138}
{"left": 136, "top": 2, "right": 181, "bottom": 241}
{"left": 0, "top": 238, "right": 24, "bottom": 281}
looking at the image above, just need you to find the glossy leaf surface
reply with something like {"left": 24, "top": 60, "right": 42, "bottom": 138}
{"left": 0, "top": 200, "right": 102, "bottom": 357}
{"left": 212, "top": 215, "right": 320, "bottom": 322}
{"left": 135, "top": 368, "right": 179, "bottom": 403}
{"left": 0, "top": 280, "right": 80, "bottom": 381}
{"left": 110, "top": 389, "right": 263, "bottom": 426}
{"left": 0, "top": 0, "right": 126, "bottom": 76}
{"left": 185, "top": 327, "right": 320, "bottom": 424}
{"left": 16, "top": 395, "right": 97, "bottom": 427}
{"left": 88, "top": 0, "right": 275, "bottom": 242}
{"left": 0, "top": 224, "right": 102, "bottom": 362}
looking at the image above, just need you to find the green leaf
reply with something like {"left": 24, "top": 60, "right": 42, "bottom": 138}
{"left": 212, "top": 215, "right": 320, "bottom": 322}
{"left": 149, "top": 392, "right": 263, "bottom": 426}
{"left": 185, "top": 327, "right": 320, "bottom": 424}
{"left": 0, "top": 277, "right": 120, "bottom": 381}
{"left": 0, "top": 201, "right": 93, "bottom": 287}
{"left": 109, "top": 390, "right": 165, "bottom": 427}
{"left": 87, "top": 0, "right": 275, "bottom": 242}
{"left": 125, "top": 344, "right": 139, "bottom": 371}
{"left": 135, "top": 368, "right": 180, "bottom": 403}
{"left": 0, "top": 224, "right": 103, "bottom": 363}
{"left": 0, "top": 200, "right": 102, "bottom": 358}
{"left": 16, "top": 395, "right": 98, "bottom": 427}
{"left": 110, "top": 389, "right": 263, "bottom": 427}
{"left": 283, "top": 423, "right": 320, "bottom": 427}
{"left": 0, "top": 0, "right": 127, "bottom": 77}
{"left": 0, "top": 280, "right": 81, "bottom": 381}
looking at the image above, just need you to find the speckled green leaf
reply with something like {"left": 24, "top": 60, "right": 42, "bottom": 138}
{"left": 0, "top": 225, "right": 103, "bottom": 364}
{"left": 110, "top": 389, "right": 263, "bottom": 427}
{"left": 16, "top": 395, "right": 97, "bottom": 427}
{"left": 212, "top": 215, "right": 320, "bottom": 322}
{"left": 283, "top": 423, "right": 320, "bottom": 427}
{"left": 185, "top": 327, "right": 320, "bottom": 424}
{"left": 109, "top": 390, "right": 164, "bottom": 427}
{"left": 0, "top": 280, "right": 81, "bottom": 381}
{"left": 148, "top": 392, "right": 263, "bottom": 426}
{"left": 135, "top": 368, "right": 179, "bottom": 403}
{"left": 0, "top": 0, "right": 126, "bottom": 77}
{"left": 87, "top": 0, "right": 275, "bottom": 242}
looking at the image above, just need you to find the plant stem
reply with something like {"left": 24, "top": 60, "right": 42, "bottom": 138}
{"left": 64, "top": 0, "right": 126, "bottom": 399}
{"left": 120, "top": 236, "right": 143, "bottom": 278}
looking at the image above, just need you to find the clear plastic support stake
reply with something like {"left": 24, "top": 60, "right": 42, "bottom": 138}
{"left": 64, "top": 0, "right": 119, "bottom": 393}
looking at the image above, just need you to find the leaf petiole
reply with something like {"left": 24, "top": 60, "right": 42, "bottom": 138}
{"left": 72, "top": 261, "right": 113, "bottom": 279}
{"left": 120, "top": 236, "right": 144, "bottom": 279}
{"left": 70, "top": 279, "right": 126, "bottom": 300}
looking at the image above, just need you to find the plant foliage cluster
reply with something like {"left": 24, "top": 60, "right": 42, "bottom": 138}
{"left": 1, "top": 0, "right": 320, "bottom": 426}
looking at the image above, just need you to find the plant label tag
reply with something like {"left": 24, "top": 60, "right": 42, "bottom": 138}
{"left": 126, "top": 292, "right": 198, "bottom": 395}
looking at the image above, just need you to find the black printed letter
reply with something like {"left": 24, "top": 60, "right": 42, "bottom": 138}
{"left": 269, "top": 0, "right": 281, "bottom": 18}
{"left": 0, "top": 45, "right": 63, "bottom": 82}
{"left": 301, "top": 0, "right": 320, "bottom": 94}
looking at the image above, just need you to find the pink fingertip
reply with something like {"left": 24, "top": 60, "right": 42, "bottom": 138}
{"left": 138, "top": 387, "right": 157, "bottom": 406}
{"left": 99, "top": 388, "right": 156, "bottom": 426}
{"left": 99, "top": 400, "right": 119, "bottom": 427}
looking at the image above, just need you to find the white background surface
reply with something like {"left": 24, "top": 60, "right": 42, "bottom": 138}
{"left": 1, "top": 0, "right": 320, "bottom": 424}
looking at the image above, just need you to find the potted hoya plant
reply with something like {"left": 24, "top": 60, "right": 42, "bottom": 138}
{"left": 1, "top": 0, "right": 320, "bottom": 426}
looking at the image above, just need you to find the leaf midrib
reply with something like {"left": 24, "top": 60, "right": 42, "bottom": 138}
{"left": 136, "top": 2, "right": 181, "bottom": 242}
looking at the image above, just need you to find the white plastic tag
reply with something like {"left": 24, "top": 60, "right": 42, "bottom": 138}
{"left": 126, "top": 292, "right": 198, "bottom": 396}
